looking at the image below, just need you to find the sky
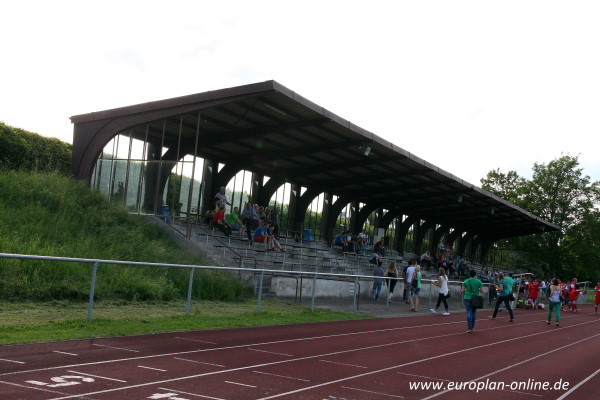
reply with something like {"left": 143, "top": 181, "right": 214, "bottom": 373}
{"left": 1, "top": 0, "right": 599, "bottom": 187}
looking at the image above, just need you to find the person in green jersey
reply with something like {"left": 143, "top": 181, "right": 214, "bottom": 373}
{"left": 225, "top": 207, "right": 245, "bottom": 239}
{"left": 461, "top": 269, "right": 484, "bottom": 333}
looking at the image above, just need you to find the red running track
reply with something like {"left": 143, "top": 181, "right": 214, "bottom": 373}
{"left": 0, "top": 306, "right": 599, "bottom": 399}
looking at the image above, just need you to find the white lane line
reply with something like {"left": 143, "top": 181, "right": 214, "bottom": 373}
{"left": 175, "top": 337, "right": 217, "bottom": 345}
{"left": 138, "top": 365, "right": 167, "bottom": 372}
{"left": 92, "top": 344, "right": 139, "bottom": 353}
{"left": 66, "top": 370, "right": 127, "bottom": 383}
{"left": 45, "top": 318, "right": 595, "bottom": 400}
{"left": 341, "top": 385, "right": 404, "bottom": 398}
{"left": 0, "top": 358, "right": 25, "bottom": 364}
{"left": 556, "top": 366, "right": 600, "bottom": 400}
{"left": 319, "top": 359, "right": 368, "bottom": 369}
{"left": 248, "top": 348, "right": 293, "bottom": 357}
{"left": 1, "top": 319, "right": 470, "bottom": 377}
{"left": 255, "top": 322, "right": 600, "bottom": 399}
{"left": 421, "top": 332, "right": 600, "bottom": 399}
{"left": 173, "top": 357, "right": 225, "bottom": 368}
{"left": 0, "top": 379, "right": 68, "bottom": 395}
{"left": 253, "top": 370, "right": 310, "bottom": 382}
{"left": 224, "top": 380, "right": 257, "bottom": 388}
{"left": 400, "top": 370, "right": 543, "bottom": 399}
{"left": 158, "top": 387, "right": 225, "bottom": 400}
{"left": 396, "top": 372, "right": 450, "bottom": 381}
{"left": 53, "top": 351, "right": 78, "bottom": 356}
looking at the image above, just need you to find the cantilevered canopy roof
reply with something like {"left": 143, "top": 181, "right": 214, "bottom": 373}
{"left": 71, "top": 80, "right": 560, "bottom": 239}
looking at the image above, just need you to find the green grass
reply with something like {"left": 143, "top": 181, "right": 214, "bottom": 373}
{"left": 0, "top": 170, "right": 251, "bottom": 301}
{"left": 0, "top": 170, "right": 368, "bottom": 344}
{"left": 0, "top": 300, "right": 369, "bottom": 345}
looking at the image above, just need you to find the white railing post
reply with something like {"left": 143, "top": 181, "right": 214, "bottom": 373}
{"left": 186, "top": 267, "right": 195, "bottom": 315}
{"left": 87, "top": 262, "right": 99, "bottom": 322}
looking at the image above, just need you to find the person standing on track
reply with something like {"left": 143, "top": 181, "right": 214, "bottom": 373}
{"left": 489, "top": 272, "right": 515, "bottom": 322}
{"left": 431, "top": 267, "right": 450, "bottom": 315}
{"left": 461, "top": 269, "right": 484, "bottom": 333}
{"left": 546, "top": 278, "right": 562, "bottom": 327}
{"left": 527, "top": 276, "right": 541, "bottom": 309}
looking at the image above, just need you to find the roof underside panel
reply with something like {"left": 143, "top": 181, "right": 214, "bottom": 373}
{"left": 71, "top": 80, "right": 560, "bottom": 239}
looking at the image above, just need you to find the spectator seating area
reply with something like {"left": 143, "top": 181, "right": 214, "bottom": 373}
{"left": 170, "top": 218, "right": 424, "bottom": 278}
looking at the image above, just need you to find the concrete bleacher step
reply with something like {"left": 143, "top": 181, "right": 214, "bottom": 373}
{"left": 180, "top": 221, "right": 410, "bottom": 276}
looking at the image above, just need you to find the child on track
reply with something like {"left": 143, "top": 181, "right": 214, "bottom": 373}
{"left": 568, "top": 288, "right": 584, "bottom": 313}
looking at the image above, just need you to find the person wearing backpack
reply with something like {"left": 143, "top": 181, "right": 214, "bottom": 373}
{"left": 461, "top": 269, "right": 484, "bottom": 333}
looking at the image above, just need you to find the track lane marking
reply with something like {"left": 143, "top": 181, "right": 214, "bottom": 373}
{"left": 254, "top": 320, "right": 600, "bottom": 399}
{"left": 175, "top": 337, "right": 217, "bottom": 345}
{"left": 43, "top": 318, "right": 598, "bottom": 400}
{"left": 396, "top": 372, "right": 450, "bottom": 381}
{"left": 53, "top": 351, "right": 78, "bottom": 356}
{"left": 319, "top": 360, "right": 368, "bottom": 369}
{"left": 138, "top": 365, "right": 167, "bottom": 372}
{"left": 0, "top": 318, "right": 471, "bottom": 377}
{"left": 556, "top": 366, "right": 600, "bottom": 399}
{"left": 66, "top": 370, "right": 127, "bottom": 382}
{"left": 341, "top": 385, "right": 404, "bottom": 398}
{"left": 252, "top": 370, "right": 310, "bottom": 381}
{"left": 0, "top": 358, "right": 25, "bottom": 364}
{"left": 247, "top": 348, "right": 293, "bottom": 357}
{"left": 0, "top": 379, "right": 72, "bottom": 396}
{"left": 224, "top": 380, "right": 256, "bottom": 388}
{"left": 158, "top": 387, "right": 225, "bottom": 399}
{"left": 92, "top": 344, "right": 139, "bottom": 353}
{"left": 416, "top": 333, "right": 600, "bottom": 399}
{"left": 2, "top": 312, "right": 564, "bottom": 377}
{"left": 173, "top": 357, "right": 225, "bottom": 368}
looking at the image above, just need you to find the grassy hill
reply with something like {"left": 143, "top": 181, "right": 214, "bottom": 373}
{"left": 0, "top": 170, "right": 251, "bottom": 302}
{"left": 0, "top": 131, "right": 365, "bottom": 345}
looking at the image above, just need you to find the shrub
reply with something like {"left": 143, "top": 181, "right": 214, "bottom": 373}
{"left": 0, "top": 122, "right": 71, "bottom": 174}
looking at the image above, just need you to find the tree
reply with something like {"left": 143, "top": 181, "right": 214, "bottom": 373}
{"left": 481, "top": 155, "right": 600, "bottom": 280}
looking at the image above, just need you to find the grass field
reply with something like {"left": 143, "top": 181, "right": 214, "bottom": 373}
{"left": 0, "top": 299, "right": 368, "bottom": 345}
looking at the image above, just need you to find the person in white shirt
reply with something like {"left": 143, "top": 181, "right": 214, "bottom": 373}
{"left": 214, "top": 186, "right": 231, "bottom": 206}
{"left": 431, "top": 267, "right": 450, "bottom": 315}
{"left": 405, "top": 260, "right": 416, "bottom": 306}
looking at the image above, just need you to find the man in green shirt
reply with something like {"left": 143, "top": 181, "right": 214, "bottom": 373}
{"left": 461, "top": 269, "right": 484, "bottom": 333}
{"left": 226, "top": 207, "right": 245, "bottom": 239}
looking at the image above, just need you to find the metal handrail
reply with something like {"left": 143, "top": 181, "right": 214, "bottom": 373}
{"left": 0, "top": 252, "right": 477, "bottom": 322}
{"left": 213, "top": 237, "right": 258, "bottom": 271}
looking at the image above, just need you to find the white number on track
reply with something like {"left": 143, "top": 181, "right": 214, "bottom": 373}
{"left": 148, "top": 393, "right": 190, "bottom": 400}
{"left": 26, "top": 375, "right": 95, "bottom": 388}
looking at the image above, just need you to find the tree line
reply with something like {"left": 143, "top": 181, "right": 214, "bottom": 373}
{"left": 481, "top": 155, "right": 600, "bottom": 282}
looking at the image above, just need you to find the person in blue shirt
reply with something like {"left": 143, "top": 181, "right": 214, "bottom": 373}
{"left": 490, "top": 272, "right": 515, "bottom": 322}
{"left": 241, "top": 202, "right": 260, "bottom": 243}
{"left": 372, "top": 264, "right": 385, "bottom": 300}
